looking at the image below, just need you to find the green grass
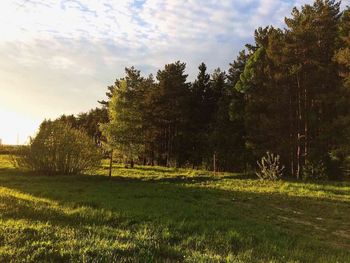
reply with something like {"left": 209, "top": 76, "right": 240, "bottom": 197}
{"left": 0, "top": 155, "right": 350, "bottom": 262}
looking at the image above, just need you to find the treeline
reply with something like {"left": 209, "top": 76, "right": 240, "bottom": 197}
{"left": 56, "top": 0, "right": 350, "bottom": 179}
{"left": 0, "top": 145, "right": 21, "bottom": 155}
{"left": 100, "top": 63, "right": 245, "bottom": 171}
{"left": 57, "top": 107, "right": 108, "bottom": 145}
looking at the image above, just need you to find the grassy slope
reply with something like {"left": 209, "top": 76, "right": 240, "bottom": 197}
{"left": 0, "top": 155, "right": 349, "bottom": 262}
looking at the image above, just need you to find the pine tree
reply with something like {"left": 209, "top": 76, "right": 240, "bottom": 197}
{"left": 150, "top": 61, "right": 191, "bottom": 166}
{"left": 189, "top": 63, "right": 211, "bottom": 168}
{"left": 101, "top": 67, "right": 146, "bottom": 167}
{"left": 333, "top": 7, "right": 350, "bottom": 175}
{"left": 285, "top": 0, "right": 341, "bottom": 178}
{"left": 228, "top": 50, "right": 253, "bottom": 171}
{"left": 234, "top": 27, "right": 291, "bottom": 171}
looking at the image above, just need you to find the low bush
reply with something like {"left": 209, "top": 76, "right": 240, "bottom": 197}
{"left": 256, "top": 152, "right": 284, "bottom": 181}
{"left": 16, "top": 120, "right": 102, "bottom": 175}
{"left": 302, "top": 160, "right": 328, "bottom": 181}
{"left": 0, "top": 145, "right": 21, "bottom": 155}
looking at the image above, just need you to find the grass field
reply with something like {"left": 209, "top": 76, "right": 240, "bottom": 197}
{"left": 0, "top": 155, "right": 350, "bottom": 262}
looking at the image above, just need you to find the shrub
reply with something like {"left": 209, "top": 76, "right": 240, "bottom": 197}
{"left": 0, "top": 145, "right": 21, "bottom": 155}
{"left": 17, "top": 120, "right": 102, "bottom": 175}
{"left": 302, "top": 160, "right": 328, "bottom": 181}
{"left": 256, "top": 152, "right": 284, "bottom": 181}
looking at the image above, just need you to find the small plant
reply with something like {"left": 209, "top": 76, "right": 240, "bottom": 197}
{"left": 256, "top": 152, "right": 284, "bottom": 180}
{"left": 302, "top": 160, "right": 328, "bottom": 181}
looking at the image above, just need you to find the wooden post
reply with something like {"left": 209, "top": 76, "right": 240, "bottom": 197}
{"left": 213, "top": 152, "right": 216, "bottom": 175}
{"left": 109, "top": 149, "right": 113, "bottom": 178}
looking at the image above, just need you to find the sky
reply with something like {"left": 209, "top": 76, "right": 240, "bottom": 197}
{"left": 0, "top": 0, "right": 349, "bottom": 144}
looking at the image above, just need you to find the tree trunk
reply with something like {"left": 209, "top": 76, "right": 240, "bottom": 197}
{"left": 304, "top": 82, "right": 308, "bottom": 166}
{"left": 296, "top": 72, "right": 302, "bottom": 180}
{"left": 289, "top": 91, "right": 295, "bottom": 177}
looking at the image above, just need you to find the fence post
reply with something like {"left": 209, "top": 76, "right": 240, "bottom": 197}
{"left": 109, "top": 149, "right": 113, "bottom": 178}
{"left": 213, "top": 152, "right": 216, "bottom": 175}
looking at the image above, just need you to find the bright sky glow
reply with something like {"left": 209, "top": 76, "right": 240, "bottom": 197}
{"left": 0, "top": 0, "right": 349, "bottom": 144}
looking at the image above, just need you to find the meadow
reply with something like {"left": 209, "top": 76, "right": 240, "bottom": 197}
{"left": 0, "top": 155, "right": 349, "bottom": 262}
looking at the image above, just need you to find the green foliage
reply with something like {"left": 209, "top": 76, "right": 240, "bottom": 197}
{"left": 17, "top": 120, "right": 102, "bottom": 175}
{"left": 332, "top": 7, "right": 350, "bottom": 171}
{"left": 57, "top": 107, "right": 109, "bottom": 144}
{"left": 302, "top": 160, "right": 328, "bottom": 181}
{"left": 256, "top": 152, "right": 284, "bottom": 181}
{"left": 230, "top": 1, "right": 347, "bottom": 179}
{"left": 152, "top": 61, "right": 191, "bottom": 166}
{"left": 188, "top": 62, "right": 211, "bottom": 167}
{"left": 100, "top": 68, "right": 148, "bottom": 165}
{"left": 234, "top": 46, "right": 265, "bottom": 93}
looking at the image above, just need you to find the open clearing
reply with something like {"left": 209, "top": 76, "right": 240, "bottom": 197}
{"left": 0, "top": 155, "right": 349, "bottom": 262}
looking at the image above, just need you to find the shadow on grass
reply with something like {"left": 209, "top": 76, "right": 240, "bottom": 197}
{"left": 1, "top": 170, "right": 350, "bottom": 261}
{"left": 101, "top": 164, "right": 183, "bottom": 174}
